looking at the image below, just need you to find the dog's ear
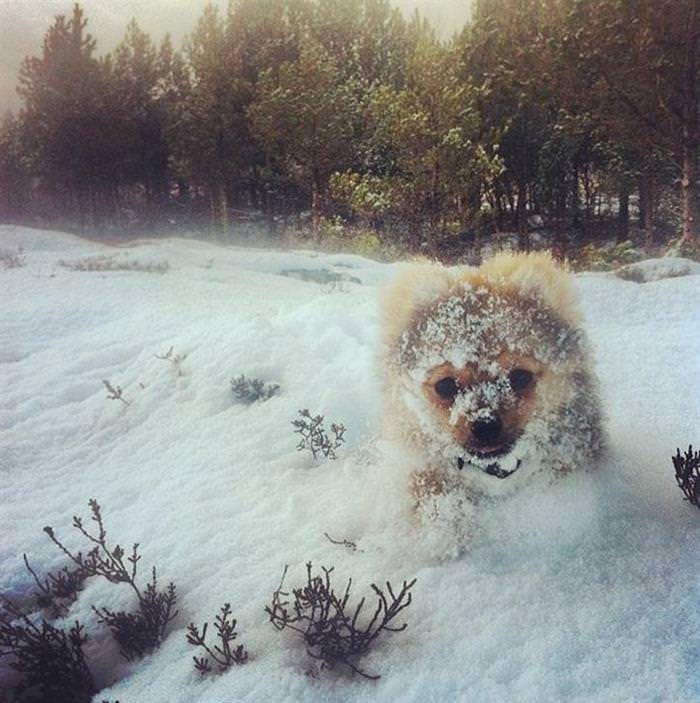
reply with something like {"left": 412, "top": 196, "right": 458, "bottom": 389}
{"left": 381, "top": 263, "right": 454, "bottom": 350}
{"left": 478, "top": 252, "right": 580, "bottom": 325}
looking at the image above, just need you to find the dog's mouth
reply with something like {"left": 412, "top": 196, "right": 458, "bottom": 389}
{"left": 457, "top": 446, "right": 521, "bottom": 479}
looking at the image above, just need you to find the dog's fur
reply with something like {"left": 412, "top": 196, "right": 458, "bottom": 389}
{"left": 381, "top": 252, "right": 604, "bottom": 516}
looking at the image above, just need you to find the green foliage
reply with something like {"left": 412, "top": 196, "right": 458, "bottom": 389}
{"left": 573, "top": 241, "right": 642, "bottom": 272}
{"left": 3, "top": 0, "right": 698, "bottom": 248}
{"left": 348, "top": 230, "right": 383, "bottom": 258}
{"left": 329, "top": 172, "right": 392, "bottom": 226}
{"left": 333, "top": 36, "right": 501, "bottom": 242}
{"left": 249, "top": 40, "right": 360, "bottom": 226}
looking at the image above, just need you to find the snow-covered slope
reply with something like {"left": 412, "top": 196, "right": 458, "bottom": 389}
{"left": 1, "top": 225, "right": 698, "bottom": 703}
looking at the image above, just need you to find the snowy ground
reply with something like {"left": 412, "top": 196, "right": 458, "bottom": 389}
{"left": 1, "top": 225, "right": 699, "bottom": 703}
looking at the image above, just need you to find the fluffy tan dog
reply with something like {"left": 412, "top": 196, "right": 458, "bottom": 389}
{"left": 381, "top": 252, "right": 604, "bottom": 516}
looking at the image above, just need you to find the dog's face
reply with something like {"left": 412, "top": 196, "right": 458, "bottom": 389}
{"left": 423, "top": 352, "right": 541, "bottom": 477}
{"left": 382, "top": 254, "right": 602, "bottom": 488}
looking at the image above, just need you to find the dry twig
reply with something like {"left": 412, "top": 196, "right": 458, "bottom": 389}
{"left": 102, "top": 380, "right": 130, "bottom": 406}
{"left": 186, "top": 603, "right": 248, "bottom": 675}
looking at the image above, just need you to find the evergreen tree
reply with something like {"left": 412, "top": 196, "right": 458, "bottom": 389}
{"left": 332, "top": 31, "right": 499, "bottom": 245}
{"left": 177, "top": 3, "right": 254, "bottom": 234}
{"left": 0, "top": 113, "right": 31, "bottom": 219}
{"left": 18, "top": 3, "right": 115, "bottom": 227}
{"left": 567, "top": 0, "right": 699, "bottom": 244}
{"left": 249, "top": 40, "right": 360, "bottom": 228}
{"left": 111, "top": 19, "right": 170, "bottom": 222}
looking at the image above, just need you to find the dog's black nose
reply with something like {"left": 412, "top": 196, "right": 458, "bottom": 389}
{"left": 471, "top": 414, "right": 503, "bottom": 444}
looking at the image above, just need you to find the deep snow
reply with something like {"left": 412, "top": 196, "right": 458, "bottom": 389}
{"left": 0, "top": 225, "right": 698, "bottom": 703}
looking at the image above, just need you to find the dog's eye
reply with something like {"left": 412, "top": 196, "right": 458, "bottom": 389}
{"left": 434, "top": 377, "right": 459, "bottom": 400}
{"left": 509, "top": 368, "right": 534, "bottom": 393}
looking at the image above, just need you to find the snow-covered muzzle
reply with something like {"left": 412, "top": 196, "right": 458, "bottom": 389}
{"left": 386, "top": 281, "right": 603, "bottom": 489}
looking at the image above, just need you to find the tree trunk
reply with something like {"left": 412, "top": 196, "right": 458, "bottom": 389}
{"left": 311, "top": 170, "right": 321, "bottom": 233}
{"left": 208, "top": 183, "right": 228, "bottom": 239}
{"left": 680, "top": 0, "right": 699, "bottom": 244}
{"left": 617, "top": 185, "right": 629, "bottom": 243}
{"left": 680, "top": 142, "right": 698, "bottom": 243}
{"left": 516, "top": 183, "right": 529, "bottom": 251}
{"left": 218, "top": 184, "right": 228, "bottom": 239}
{"left": 639, "top": 174, "right": 655, "bottom": 249}
{"left": 571, "top": 160, "right": 581, "bottom": 230}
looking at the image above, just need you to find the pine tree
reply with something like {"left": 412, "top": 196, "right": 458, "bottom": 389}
{"left": 249, "top": 40, "right": 360, "bottom": 229}
{"left": 111, "top": 19, "right": 170, "bottom": 223}
{"left": 176, "top": 3, "right": 254, "bottom": 235}
{"left": 568, "top": 0, "right": 700, "bottom": 246}
{"left": 18, "top": 3, "right": 114, "bottom": 228}
{"left": 0, "top": 113, "right": 31, "bottom": 219}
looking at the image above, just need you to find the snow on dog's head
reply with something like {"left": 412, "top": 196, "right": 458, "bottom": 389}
{"left": 381, "top": 252, "right": 604, "bottom": 508}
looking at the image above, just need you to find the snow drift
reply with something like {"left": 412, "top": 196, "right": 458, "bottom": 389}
{"left": 1, "top": 225, "right": 698, "bottom": 703}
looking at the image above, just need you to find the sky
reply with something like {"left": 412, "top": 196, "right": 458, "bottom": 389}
{"left": 0, "top": 0, "right": 473, "bottom": 116}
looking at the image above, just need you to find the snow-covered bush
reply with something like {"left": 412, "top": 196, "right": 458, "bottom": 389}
{"left": 615, "top": 257, "right": 700, "bottom": 283}
{"left": 59, "top": 256, "right": 169, "bottom": 274}
{"left": 0, "top": 247, "right": 25, "bottom": 269}
{"left": 186, "top": 603, "right": 249, "bottom": 675}
{"left": 155, "top": 346, "right": 188, "bottom": 377}
{"left": 231, "top": 375, "right": 280, "bottom": 403}
{"left": 292, "top": 410, "right": 345, "bottom": 460}
{"left": 266, "top": 563, "right": 416, "bottom": 680}
{"left": 673, "top": 446, "right": 700, "bottom": 509}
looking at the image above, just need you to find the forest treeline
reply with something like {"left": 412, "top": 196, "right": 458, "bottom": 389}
{"left": 0, "top": 0, "right": 697, "bottom": 256}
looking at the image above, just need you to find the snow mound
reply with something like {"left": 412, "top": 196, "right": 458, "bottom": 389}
{"left": 1, "top": 226, "right": 699, "bottom": 703}
{"left": 615, "top": 256, "right": 700, "bottom": 283}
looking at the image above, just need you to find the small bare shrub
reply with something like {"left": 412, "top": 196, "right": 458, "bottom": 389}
{"left": 23, "top": 554, "right": 88, "bottom": 618}
{"left": 266, "top": 562, "right": 416, "bottom": 680}
{"left": 44, "top": 499, "right": 178, "bottom": 661}
{"left": 186, "top": 603, "right": 248, "bottom": 675}
{"left": 102, "top": 380, "right": 130, "bottom": 406}
{"left": 231, "top": 375, "right": 280, "bottom": 403}
{"left": 673, "top": 445, "right": 700, "bottom": 509}
{"left": 94, "top": 574, "right": 177, "bottom": 661}
{"left": 0, "top": 598, "right": 95, "bottom": 703}
{"left": 292, "top": 410, "right": 346, "bottom": 460}
{"left": 59, "top": 256, "right": 168, "bottom": 274}
{"left": 155, "top": 346, "right": 188, "bottom": 376}
{"left": 0, "top": 248, "right": 26, "bottom": 270}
